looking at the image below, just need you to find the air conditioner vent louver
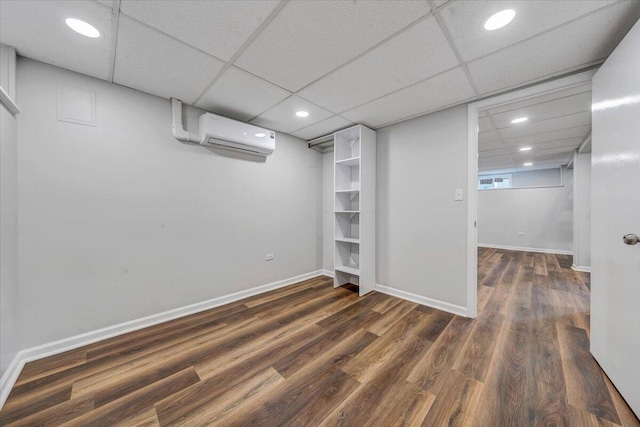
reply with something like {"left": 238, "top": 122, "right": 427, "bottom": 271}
{"left": 198, "top": 113, "right": 275, "bottom": 157}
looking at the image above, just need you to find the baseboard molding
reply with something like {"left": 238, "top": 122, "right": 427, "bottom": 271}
{"left": 374, "top": 284, "right": 468, "bottom": 318}
{"left": 572, "top": 265, "right": 591, "bottom": 273}
{"left": 321, "top": 269, "right": 334, "bottom": 278}
{"left": 479, "top": 243, "right": 573, "bottom": 256}
{"left": 0, "top": 269, "right": 325, "bottom": 410}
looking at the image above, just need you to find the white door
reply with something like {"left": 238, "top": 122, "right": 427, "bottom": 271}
{"left": 591, "top": 21, "right": 640, "bottom": 417}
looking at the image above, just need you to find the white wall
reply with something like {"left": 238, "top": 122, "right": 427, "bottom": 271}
{"left": 377, "top": 105, "right": 469, "bottom": 307}
{"left": 16, "top": 58, "right": 322, "bottom": 349}
{"left": 322, "top": 105, "right": 469, "bottom": 309}
{"left": 572, "top": 152, "right": 591, "bottom": 268}
{"left": 322, "top": 151, "right": 334, "bottom": 273}
{"left": 0, "top": 46, "right": 18, "bottom": 376}
{"left": 478, "top": 168, "right": 573, "bottom": 253}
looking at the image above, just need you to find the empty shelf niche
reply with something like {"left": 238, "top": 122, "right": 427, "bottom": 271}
{"left": 335, "top": 162, "right": 359, "bottom": 192}
{"left": 335, "top": 127, "right": 360, "bottom": 162}
{"left": 335, "top": 191, "right": 359, "bottom": 212}
{"left": 335, "top": 240, "right": 359, "bottom": 276}
{"left": 335, "top": 212, "right": 359, "bottom": 240}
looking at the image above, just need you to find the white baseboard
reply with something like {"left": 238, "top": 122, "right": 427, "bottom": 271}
{"left": 478, "top": 243, "right": 573, "bottom": 256}
{"left": 321, "top": 269, "right": 334, "bottom": 278}
{"left": 572, "top": 265, "right": 591, "bottom": 273}
{"left": 374, "top": 284, "right": 468, "bottom": 318}
{"left": 0, "top": 269, "right": 325, "bottom": 410}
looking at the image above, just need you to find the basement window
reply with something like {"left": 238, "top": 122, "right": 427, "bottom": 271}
{"left": 478, "top": 174, "right": 512, "bottom": 190}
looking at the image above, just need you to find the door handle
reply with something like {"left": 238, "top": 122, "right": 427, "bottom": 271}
{"left": 623, "top": 234, "right": 639, "bottom": 245}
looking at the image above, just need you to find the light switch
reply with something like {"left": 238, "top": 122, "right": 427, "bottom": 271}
{"left": 455, "top": 188, "right": 464, "bottom": 201}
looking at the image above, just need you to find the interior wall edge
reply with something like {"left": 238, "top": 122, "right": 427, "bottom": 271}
{"left": 374, "top": 283, "right": 468, "bottom": 317}
{"left": 0, "top": 268, "right": 326, "bottom": 411}
{"left": 478, "top": 243, "right": 573, "bottom": 256}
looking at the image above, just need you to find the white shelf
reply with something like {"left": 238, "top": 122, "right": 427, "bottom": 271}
{"left": 335, "top": 210, "right": 359, "bottom": 213}
{"left": 335, "top": 237, "right": 360, "bottom": 244}
{"left": 335, "top": 189, "right": 360, "bottom": 193}
{"left": 335, "top": 157, "right": 360, "bottom": 167}
{"left": 335, "top": 265, "right": 360, "bottom": 276}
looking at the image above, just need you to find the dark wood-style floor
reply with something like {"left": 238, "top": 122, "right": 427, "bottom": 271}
{"left": 1, "top": 248, "right": 639, "bottom": 426}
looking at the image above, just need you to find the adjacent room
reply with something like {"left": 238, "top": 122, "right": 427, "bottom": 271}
{"left": 1, "top": 1, "right": 639, "bottom": 425}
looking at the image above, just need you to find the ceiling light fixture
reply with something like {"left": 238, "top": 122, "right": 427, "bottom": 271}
{"left": 295, "top": 110, "right": 309, "bottom": 118}
{"left": 511, "top": 117, "right": 528, "bottom": 124}
{"left": 523, "top": 162, "right": 533, "bottom": 166}
{"left": 484, "top": 9, "right": 516, "bottom": 31}
{"left": 255, "top": 132, "right": 266, "bottom": 138}
{"left": 519, "top": 147, "right": 532, "bottom": 151}
{"left": 65, "top": 18, "right": 100, "bottom": 38}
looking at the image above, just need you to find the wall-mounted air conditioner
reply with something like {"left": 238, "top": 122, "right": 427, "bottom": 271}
{"left": 171, "top": 98, "right": 275, "bottom": 157}
{"left": 198, "top": 113, "right": 275, "bottom": 156}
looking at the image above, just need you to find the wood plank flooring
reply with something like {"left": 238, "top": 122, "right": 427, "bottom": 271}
{"left": 2, "top": 248, "right": 638, "bottom": 426}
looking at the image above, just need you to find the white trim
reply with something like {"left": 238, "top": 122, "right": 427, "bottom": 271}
{"left": 467, "top": 104, "right": 478, "bottom": 319}
{"left": 572, "top": 265, "right": 592, "bottom": 273}
{"left": 0, "top": 86, "right": 20, "bottom": 116}
{"left": 0, "top": 269, "right": 325, "bottom": 410}
{"left": 467, "top": 70, "right": 595, "bottom": 322}
{"left": 375, "top": 284, "right": 468, "bottom": 317}
{"left": 321, "top": 269, "right": 335, "bottom": 278}
{"left": 479, "top": 243, "right": 573, "bottom": 255}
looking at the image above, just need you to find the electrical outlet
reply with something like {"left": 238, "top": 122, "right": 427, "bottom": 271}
{"left": 518, "top": 232, "right": 525, "bottom": 236}
{"left": 266, "top": 253, "right": 275, "bottom": 261}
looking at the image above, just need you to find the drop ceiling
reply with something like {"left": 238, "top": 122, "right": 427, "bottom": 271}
{"left": 478, "top": 83, "right": 592, "bottom": 173}
{"left": 1, "top": 0, "right": 639, "bottom": 141}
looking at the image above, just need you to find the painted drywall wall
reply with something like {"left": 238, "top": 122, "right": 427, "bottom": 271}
{"left": 322, "top": 105, "right": 470, "bottom": 308}
{"left": 511, "top": 168, "right": 562, "bottom": 187}
{"left": 478, "top": 168, "right": 573, "bottom": 252}
{"left": 322, "top": 151, "right": 334, "bottom": 273}
{"left": 573, "top": 152, "right": 591, "bottom": 268}
{"left": 377, "top": 105, "right": 469, "bottom": 307}
{"left": 0, "top": 46, "right": 18, "bottom": 376}
{"left": 16, "top": 58, "right": 321, "bottom": 349}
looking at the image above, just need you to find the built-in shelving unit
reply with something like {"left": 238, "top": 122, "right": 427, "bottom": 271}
{"left": 333, "top": 125, "right": 376, "bottom": 296}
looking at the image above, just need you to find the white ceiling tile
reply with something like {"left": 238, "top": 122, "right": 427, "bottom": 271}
{"left": 341, "top": 67, "right": 476, "bottom": 128}
{"left": 297, "top": 17, "right": 458, "bottom": 113}
{"left": 113, "top": 16, "right": 224, "bottom": 104}
{"left": 439, "top": 0, "right": 615, "bottom": 62}
{"left": 490, "top": 92, "right": 592, "bottom": 129}
{"left": 291, "top": 115, "right": 354, "bottom": 141}
{"left": 505, "top": 137, "right": 583, "bottom": 151}
{"left": 195, "top": 66, "right": 290, "bottom": 122}
{"left": 478, "top": 116, "right": 493, "bottom": 133}
{"left": 503, "top": 126, "right": 591, "bottom": 146}
{"left": 250, "top": 96, "right": 333, "bottom": 134}
{"left": 0, "top": 0, "right": 112, "bottom": 80}
{"left": 94, "top": 0, "right": 112, "bottom": 8}
{"left": 235, "top": 0, "right": 431, "bottom": 92}
{"left": 487, "top": 83, "right": 590, "bottom": 115}
{"left": 479, "top": 148, "right": 508, "bottom": 158}
{"left": 511, "top": 146, "right": 575, "bottom": 158}
{"left": 467, "top": 1, "right": 640, "bottom": 95}
{"left": 120, "top": 0, "right": 280, "bottom": 61}
{"left": 479, "top": 130, "right": 499, "bottom": 144}
{"left": 498, "top": 111, "right": 591, "bottom": 140}
{"left": 479, "top": 140, "right": 504, "bottom": 151}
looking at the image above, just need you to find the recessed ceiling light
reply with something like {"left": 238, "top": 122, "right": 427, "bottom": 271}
{"left": 511, "top": 117, "right": 528, "bottom": 124}
{"left": 523, "top": 162, "right": 533, "bottom": 166}
{"left": 484, "top": 9, "right": 516, "bottom": 31}
{"left": 255, "top": 132, "right": 266, "bottom": 138}
{"left": 519, "top": 147, "right": 532, "bottom": 151}
{"left": 65, "top": 18, "right": 100, "bottom": 38}
{"left": 295, "top": 110, "right": 309, "bottom": 118}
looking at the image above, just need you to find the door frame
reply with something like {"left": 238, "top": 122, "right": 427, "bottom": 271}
{"left": 466, "top": 69, "right": 596, "bottom": 317}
